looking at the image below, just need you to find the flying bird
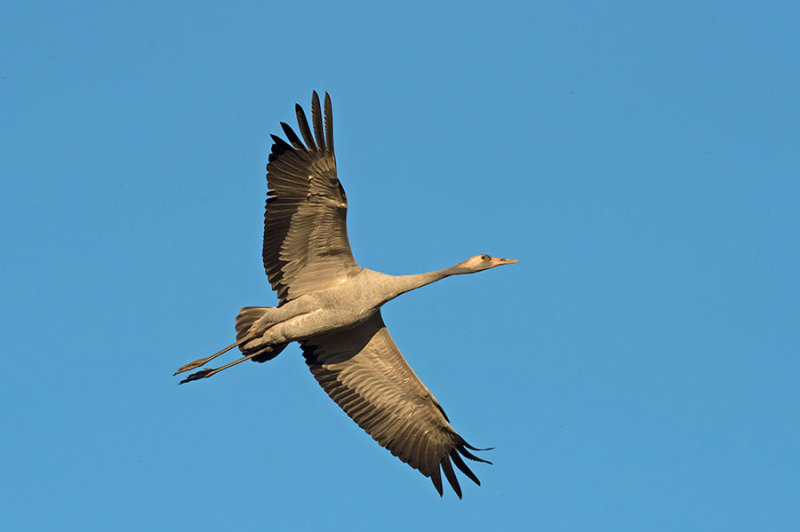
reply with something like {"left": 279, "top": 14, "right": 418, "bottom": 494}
{"left": 175, "top": 92, "right": 517, "bottom": 497}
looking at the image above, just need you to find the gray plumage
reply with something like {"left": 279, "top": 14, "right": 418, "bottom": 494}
{"left": 175, "top": 92, "right": 518, "bottom": 498}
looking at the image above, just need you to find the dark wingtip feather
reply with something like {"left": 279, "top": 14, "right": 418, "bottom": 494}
{"left": 295, "top": 103, "right": 316, "bottom": 150}
{"left": 311, "top": 91, "right": 325, "bottom": 152}
{"left": 280, "top": 122, "right": 306, "bottom": 150}
{"left": 451, "top": 450, "right": 481, "bottom": 486}
{"left": 440, "top": 455, "right": 462, "bottom": 499}
{"left": 269, "top": 134, "right": 294, "bottom": 161}
{"left": 462, "top": 442, "right": 494, "bottom": 452}
{"left": 430, "top": 466, "right": 444, "bottom": 497}
{"left": 324, "top": 92, "right": 334, "bottom": 154}
{"left": 457, "top": 444, "right": 493, "bottom": 465}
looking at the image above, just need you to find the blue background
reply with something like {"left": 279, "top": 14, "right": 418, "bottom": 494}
{"left": 2, "top": 1, "right": 798, "bottom": 530}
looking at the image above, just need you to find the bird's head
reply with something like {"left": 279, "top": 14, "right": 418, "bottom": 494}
{"left": 455, "top": 254, "right": 519, "bottom": 274}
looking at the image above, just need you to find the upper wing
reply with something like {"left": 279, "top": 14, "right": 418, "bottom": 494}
{"left": 301, "top": 312, "right": 491, "bottom": 498}
{"left": 264, "top": 92, "right": 358, "bottom": 303}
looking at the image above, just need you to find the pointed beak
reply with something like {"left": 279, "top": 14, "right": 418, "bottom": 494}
{"left": 490, "top": 257, "right": 519, "bottom": 267}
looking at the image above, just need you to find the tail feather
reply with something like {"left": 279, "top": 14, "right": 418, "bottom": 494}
{"left": 235, "top": 307, "right": 289, "bottom": 363}
{"left": 236, "top": 306, "right": 270, "bottom": 342}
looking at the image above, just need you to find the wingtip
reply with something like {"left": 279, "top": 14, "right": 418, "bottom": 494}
{"left": 323, "top": 92, "right": 334, "bottom": 154}
{"left": 310, "top": 91, "right": 325, "bottom": 150}
{"left": 441, "top": 455, "right": 463, "bottom": 499}
{"left": 450, "top": 449, "right": 481, "bottom": 486}
{"left": 458, "top": 445, "right": 493, "bottom": 465}
{"left": 294, "top": 101, "right": 316, "bottom": 149}
{"left": 462, "top": 442, "right": 494, "bottom": 452}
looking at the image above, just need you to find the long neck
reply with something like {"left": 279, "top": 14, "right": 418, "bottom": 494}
{"left": 382, "top": 264, "right": 467, "bottom": 303}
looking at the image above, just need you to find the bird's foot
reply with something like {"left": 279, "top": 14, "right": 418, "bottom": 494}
{"left": 179, "top": 368, "right": 216, "bottom": 385}
{"left": 174, "top": 355, "right": 220, "bottom": 376}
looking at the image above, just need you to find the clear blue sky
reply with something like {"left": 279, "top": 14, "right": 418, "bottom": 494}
{"left": 2, "top": 1, "right": 798, "bottom": 530}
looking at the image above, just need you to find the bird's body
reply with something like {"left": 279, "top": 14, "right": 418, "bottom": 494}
{"left": 235, "top": 269, "right": 403, "bottom": 349}
{"left": 175, "top": 92, "right": 517, "bottom": 498}
{"left": 239, "top": 265, "right": 492, "bottom": 347}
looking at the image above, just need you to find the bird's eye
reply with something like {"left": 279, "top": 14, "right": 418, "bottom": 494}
{"left": 480, "top": 254, "right": 490, "bottom": 261}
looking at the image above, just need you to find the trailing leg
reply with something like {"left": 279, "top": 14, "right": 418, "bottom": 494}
{"left": 179, "top": 350, "right": 262, "bottom": 384}
{"left": 176, "top": 340, "right": 289, "bottom": 383}
{"left": 173, "top": 306, "right": 291, "bottom": 382}
{"left": 173, "top": 342, "right": 240, "bottom": 376}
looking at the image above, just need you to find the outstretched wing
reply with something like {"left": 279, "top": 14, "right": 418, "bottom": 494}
{"left": 264, "top": 91, "right": 358, "bottom": 303}
{"left": 301, "top": 312, "right": 491, "bottom": 498}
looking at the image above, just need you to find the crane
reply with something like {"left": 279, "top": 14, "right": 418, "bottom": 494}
{"left": 175, "top": 92, "right": 518, "bottom": 497}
